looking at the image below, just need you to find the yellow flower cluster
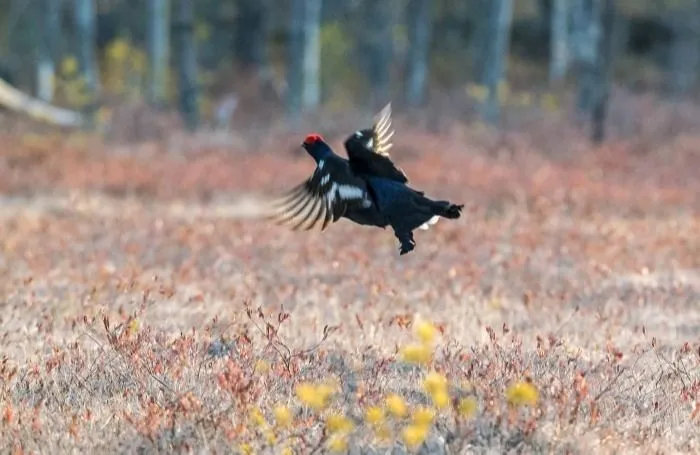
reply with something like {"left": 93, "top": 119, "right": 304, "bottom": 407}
{"left": 505, "top": 381, "right": 539, "bottom": 407}
{"left": 273, "top": 405, "right": 292, "bottom": 428}
{"left": 386, "top": 393, "right": 408, "bottom": 418}
{"left": 457, "top": 396, "right": 478, "bottom": 418}
{"left": 237, "top": 316, "right": 540, "bottom": 454}
{"left": 326, "top": 412, "right": 354, "bottom": 453}
{"left": 399, "top": 317, "right": 439, "bottom": 365}
{"left": 295, "top": 382, "right": 335, "bottom": 411}
{"left": 246, "top": 404, "right": 291, "bottom": 448}
{"left": 423, "top": 371, "right": 450, "bottom": 410}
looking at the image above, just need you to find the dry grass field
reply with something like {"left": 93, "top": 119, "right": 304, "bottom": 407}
{"left": 0, "top": 114, "right": 699, "bottom": 454}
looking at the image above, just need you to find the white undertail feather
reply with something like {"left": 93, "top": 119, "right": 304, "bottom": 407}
{"left": 418, "top": 215, "right": 440, "bottom": 231}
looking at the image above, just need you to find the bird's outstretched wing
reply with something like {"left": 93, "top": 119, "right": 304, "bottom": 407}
{"left": 344, "top": 103, "right": 409, "bottom": 184}
{"left": 267, "top": 156, "right": 371, "bottom": 231}
{"left": 369, "top": 102, "right": 395, "bottom": 157}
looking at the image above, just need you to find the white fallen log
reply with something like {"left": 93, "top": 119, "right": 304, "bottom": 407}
{"left": 0, "top": 78, "right": 85, "bottom": 128}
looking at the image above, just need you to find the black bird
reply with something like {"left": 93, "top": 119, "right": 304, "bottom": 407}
{"left": 269, "top": 103, "right": 463, "bottom": 255}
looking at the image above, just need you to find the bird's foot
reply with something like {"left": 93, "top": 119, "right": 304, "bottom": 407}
{"left": 394, "top": 230, "right": 416, "bottom": 256}
{"left": 398, "top": 238, "right": 416, "bottom": 255}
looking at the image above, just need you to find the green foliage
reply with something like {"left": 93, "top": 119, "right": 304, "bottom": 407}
{"left": 101, "top": 37, "right": 147, "bottom": 99}
{"left": 319, "top": 21, "right": 366, "bottom": 111}
{"left": 194, "top": 20, "right": 212, "bottom": 42}
{"left": 465, "top": 80, "right": 563, "bottom": 113}
{"left": 55, "top": 55, "right": 94, "bottom": 109}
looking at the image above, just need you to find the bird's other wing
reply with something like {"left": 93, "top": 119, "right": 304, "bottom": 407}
{"left": 267, "top": 156, "right": 371, "bottom": 231}
{"left": 371, "top": 102, "right": 396, "bottom": 157}
{"left": 345, "top": 103, "right": 409, "bottom": 184}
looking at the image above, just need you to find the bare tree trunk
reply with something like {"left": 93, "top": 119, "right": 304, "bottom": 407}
{"left": 287, "top": 0, "right": 322, "bottom": 119}
{"left": 405, "top": 0, "right": 433, "bottom": 107}
{"left": 666, "top": 2, "right": 700, "bottom": 98}
{"left": 549, "top": 0, "right": 569, "bottom": 83}
{"left": 469, "top": 0, "right": 492, "bottom": 83}
{"left": 36, "top": 0, "right": 60, "bottom": 102}
{"left": 365, "top": 0, "right": 394, "bottom": 109}
{"left": 591, "top": 0, "right": 615, "bottom": 143}
{"left": 174, "top": 0, "right": 199, "bottom": 131}
{"left": 236, "top": 0, "right": 269, "bottom": 69}
{"left": 571, "top": 0, "right": 614, "bottom": 143}
{"left": 571, "top": 0, "right": 601, "bottom": 118}
{"left": 482, "top": 0, "right": 513, "bottom": 125}
{"left": 74, "top": 0, "right": 99, "bottom": 104}
{"left": 147, "top": 0, "right": 170, "bottom": 106}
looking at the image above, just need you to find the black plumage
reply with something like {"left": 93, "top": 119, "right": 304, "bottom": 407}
{"left": 269, "top": 103, "right": 463, "bottom": 255}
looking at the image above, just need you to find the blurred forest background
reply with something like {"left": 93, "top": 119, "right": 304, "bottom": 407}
{"left": 1, "top": 0, "right": 700, "bottom": 146}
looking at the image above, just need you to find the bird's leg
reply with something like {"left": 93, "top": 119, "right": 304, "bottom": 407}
{"left": 394, "top": 229, "right": 416, "bottom": 255}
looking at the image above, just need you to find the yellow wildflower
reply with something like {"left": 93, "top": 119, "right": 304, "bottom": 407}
{"left": 386, "top": 393, "right": 408, "bottom": 418}
{"left": 254, "top": 359, "right": 270, "bottom": 373}
{"left": 506, "top": 381, "right": 539, "bottom": 407}
{"left": 327, "top": 434, "right": 348, "bottom": 452}
{"left": 273, "top": 405, "right": 293, "bottom": 428}
{"left": 281, "top": 448, "right": 294, "bottom": 455}
{"left": 402, "top": 424, "right": 429, "bottom": 450}
{"left": 264, "top": 429, "right": 276, "bottom": 445}
{"left": 295, "top": 382, "right": 333, "bottom": 411}
{"left": 400, "top": 344, "right": 431, "bottom": 365}
{"left": 423, "top": 371, "right": 448, "bottom": 396}
{"left": 249, "top": 407, "right": 266, "bottom": 427}
{"left": 431, "top": 389, "right": 450, "bottom": 410}
{"left": 415, "top": 319, "right": 437, "bottom": 344}
{"left": 364, "top": 406, "right": 385, "bottom": 426}
{"left": 411, "top": 407, "right": 435, "bottom": 427}
{"left": 239, "top": 443, "right": 254, "bottom": 455}
{"left": 127, "top": 318, "right": 139, "bottom": 336}
{"left": 456, "top": 396, "right": 478, "bottom": 418}
{"left": 326, "top": 413, "right": 354, "bottom": 434}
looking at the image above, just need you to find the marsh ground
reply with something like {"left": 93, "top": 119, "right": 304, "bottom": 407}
{"left": 0, "top": 122, "right": 699, "bottom": 454}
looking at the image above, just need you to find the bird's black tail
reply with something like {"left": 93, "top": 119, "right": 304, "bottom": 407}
{"left": 432, "top": 200, "right": 464, "bottom": 219}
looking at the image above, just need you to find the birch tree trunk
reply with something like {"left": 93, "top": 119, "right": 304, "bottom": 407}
{"left": 147, "top": 0, "right": 170, "bottom": 106}
{"left": 549, "top": 0, "right": 569, "bottom": 83}
{"left": 482, "top": 0, "right": 513, "bottom": 125}
{"left": 287, "top": 0, "right": 322, "bottom": 119}
{"left": 571, "top": 0, "right": 601, "bottom": 117}
{"left": 36, "top": 0, "right": 60, "bottom": 102}
{"left": 469, "top": 0, "right": 492, "bottom": 83}
{"left": 666, "top": 2, "right": 700, "bottom": 98}
{"left": 405, "top": 0, "right": 433, "bottom": 107}
{"left": 175, "top": 0, "right": 199, "bottom": 131}
{"left": 74, "top": 0, "right": 99, "bottom": 100}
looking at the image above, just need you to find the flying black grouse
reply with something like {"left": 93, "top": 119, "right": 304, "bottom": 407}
{"left": 269, "top": 103, "right": 463, "bottom": 255}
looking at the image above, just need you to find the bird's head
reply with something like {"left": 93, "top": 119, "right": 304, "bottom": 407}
{"left": 302, "top": 133, "right": 332, "bottom": 163}
{"left": 344, "top": 129, "right": 375, "bottom": 152}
